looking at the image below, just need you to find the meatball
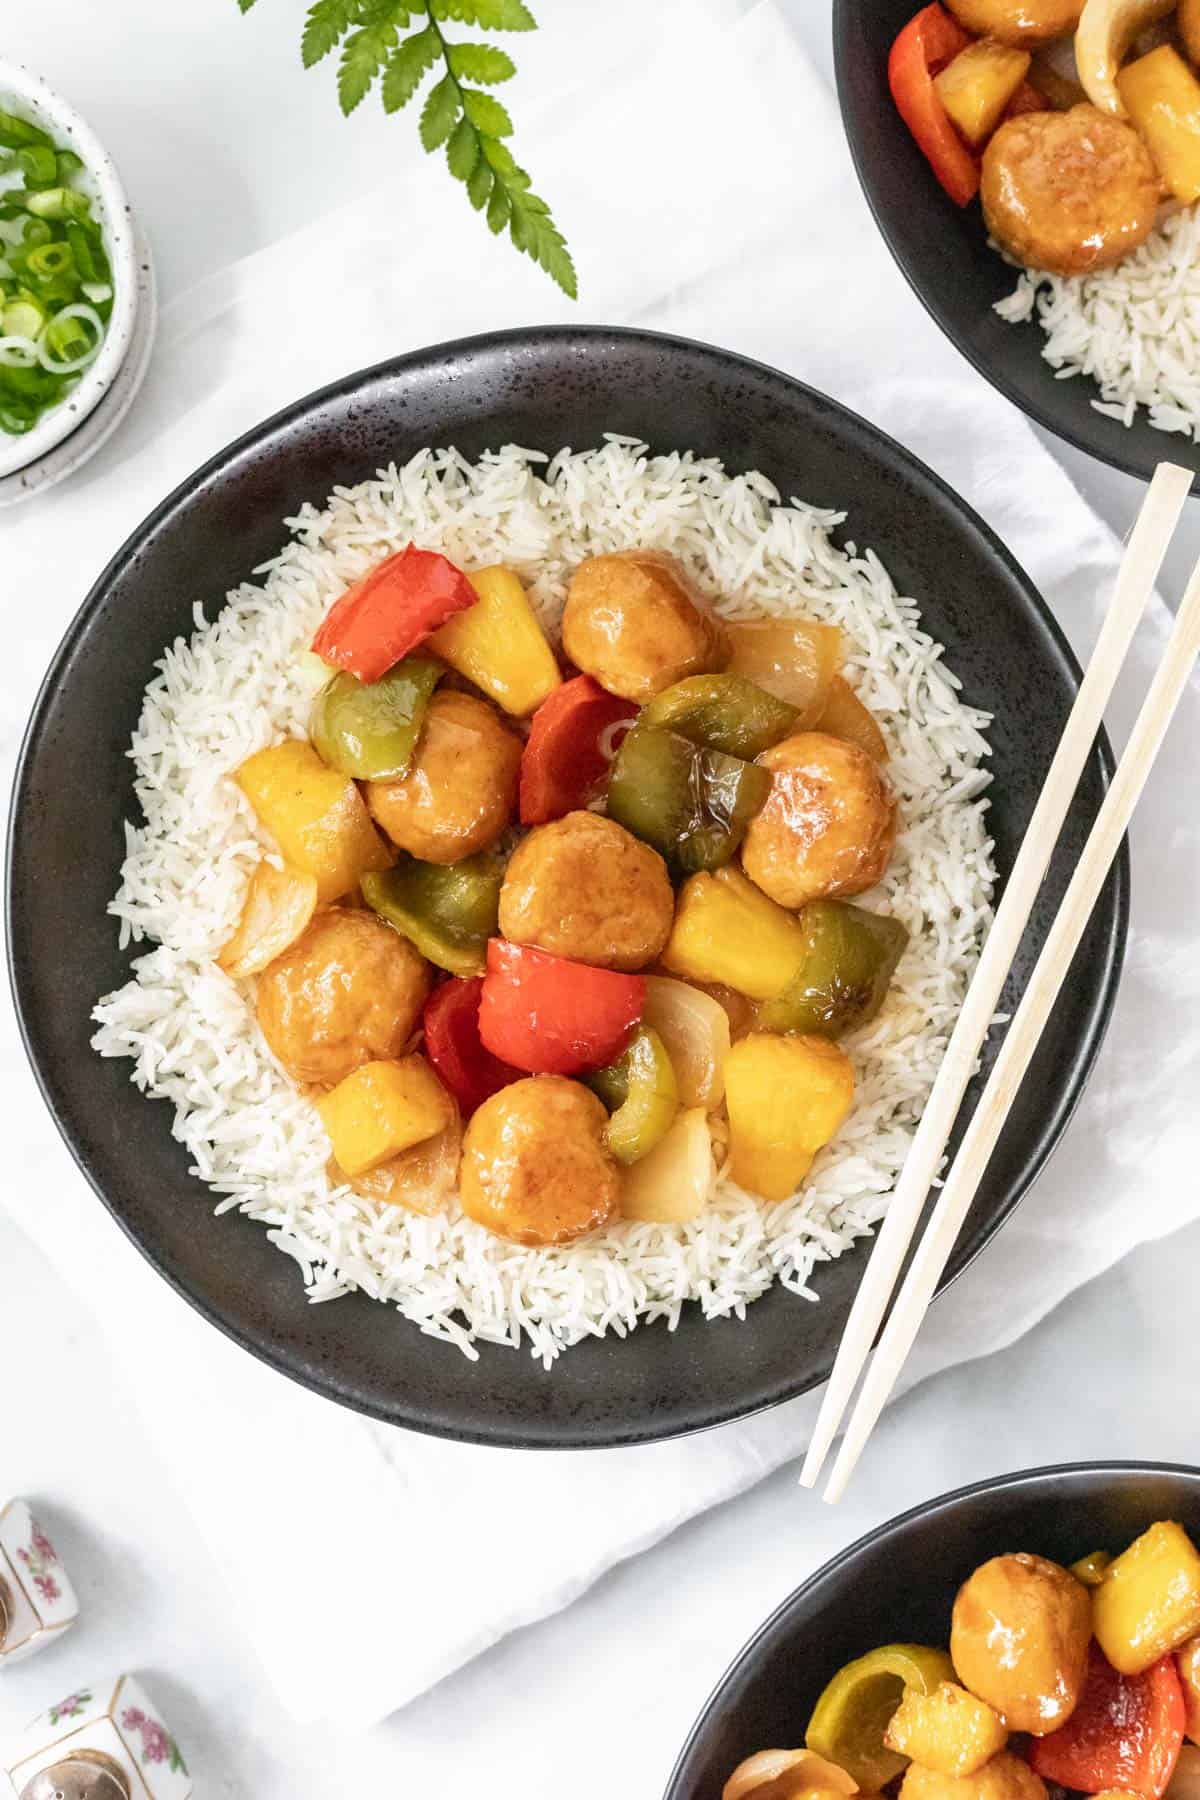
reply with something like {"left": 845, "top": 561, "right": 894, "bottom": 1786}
{"left": 901, "top": 1753, "right": 1047, "bottom": 1800}
{"left": 498, "top": 811, "right": 674, "bottom": 971}
{"left": 561, "top": 550, "right": 727, "bottom": 703}
{"left": 256, "top": 908, "right": 430, "bottom": 1087}
{"left": 982, "top": 107, "right": 1159, "bottom": 277}
{"left": 365, "top": 689, "right": 521, "bottom": 864}
{"left": 951, "top": 1553, "right": 1091, "bottom": 1735}
{"left": 740, "top": 730, "right": 896, "bottom": 909}
{"left": 945, "top": 0, "right": 1081, "bottom": 42}
{"left": 460, "top": 1075, "right": 621, "bottom": 1245}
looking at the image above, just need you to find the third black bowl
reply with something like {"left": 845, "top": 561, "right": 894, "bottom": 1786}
{"left": 666, "top": 1461, "right": 1200, "bottom": 1799}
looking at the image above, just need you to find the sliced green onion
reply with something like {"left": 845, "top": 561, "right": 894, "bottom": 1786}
{"left": 24, "top": 186, "right": 90, "bottom": 222}
{"left": 55, "top": 150, "right": 83, "bottom": 177}
{"left": 37, "top": 302, "right": 103, "bottom": 373}
{"left": 21, "top": 217, "right": 53, "bottom": 248}
{"left": 64, "top": 220, "right": 97, "bottom": 282}
{"left": 16, "top": 146, "right": 57, "bottom": 187}
{"left": 0, "top": 402, "right": 36, "bottom": 433}
{"left": 0, "top": 333, "right": 39, "bottom": 368}
{"left": 0, "top": 110, "right": 52, "bottom": 151}
{"left": 80, "top": 279, "right": 111, "bottom": 304}
{"left": 2, "top": 298, "right": 44, "bottom": 338}
{"left": 25, "top": 241, "right": 74, "bottom": 282}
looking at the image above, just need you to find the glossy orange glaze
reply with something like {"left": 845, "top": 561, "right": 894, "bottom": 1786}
{"left": 945, "top": 0, "right": 1083, "bottom": 44}
{"left": 950, "top": 1553, "right": 1092, "bottom": 1735}
{"left": 981, "top": 107, "right": 1160, "bottom": 275}
{"left": 365, "top": 688, "right": 521, "bottom": 864}
{"left": 498, "top": 810, "right": 674, "bottom": 971}
{"left": 460, "top": 1075, "right": 620, "bottom": 1245}
{"left": 740, "top": 730, "right": 896, "bottom": 910}
{"left": 561, "top": 550, "right": 727, "bottom": 703}
{"left": 256, "top": 907, "right": 430, "bottom": 1086}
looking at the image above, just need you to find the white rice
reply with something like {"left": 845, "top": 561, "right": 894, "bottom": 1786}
{"left": 996, "top": 204, "right": 1200, "bottom": 440}
{"left": 91, "top": 438, "right": 996, "bottom": 1367}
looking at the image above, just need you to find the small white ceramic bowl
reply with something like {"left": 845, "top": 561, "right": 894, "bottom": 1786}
{"left": 0, "top": 60, "right": 140, "bottom": 482}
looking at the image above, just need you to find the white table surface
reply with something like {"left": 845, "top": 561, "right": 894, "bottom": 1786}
{"left": 2, "top": 6, "right": 1198, "bottom": 1796}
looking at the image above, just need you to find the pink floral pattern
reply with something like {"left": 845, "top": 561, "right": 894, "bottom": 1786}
{"left": 17, "top": 1521, "right": 62, "bottom": 1605}
{"left": 47, "top": 1689, "right": 91, "bottom": 1726}
{"left": 121, "top": 1706, "right": 188, "bottom": 1776}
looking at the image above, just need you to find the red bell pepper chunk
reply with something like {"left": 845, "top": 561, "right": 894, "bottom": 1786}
{"left": 478, "top": 939, "right": 644, "bottom": 1076}
{"left": 1005, "top": 77, "right": 1051, "bottom": 120}
{"left": 422, "top": 977, "right": 523, "bottom": 1118}
{"left": 1029, "top": 1643, "right": 1185, "bottom": 1799}
{"left": 519, "top": 675, "right": 639, "bottom": 826}
{"left": 888, "top": 4, "right": 981, "bottom": 208}
{"left": 311, "top": 545, "right": 477, "bottom": 684}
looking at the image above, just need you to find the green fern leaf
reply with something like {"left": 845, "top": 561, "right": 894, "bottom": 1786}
{"left": 382, "top": 26, "right": 440, "bottom": 111}
{"left": 446, "top": 117, "right": 480, "bottom": 179}
{"left": 236, "top": 0, "right": 257, "bottom": 12}
{"left": 446, "top": 42, "right": 516, "bottom": 84}
{"left": 462, "top": 89, "right": 512, "bottom": 136}
{"left": 431, "top": 0, "right": 536, "bottom": 28}
{"left": 301, "top": 0, "right": 358, "bottom": 67}
{"left": 486, "top": 182, "right": 510, "bottom": 233}
{"left": 338, "top": 19, "right": 399, "bottom": 113}
{"left": 420, "top": 73, "right": 462, "bottom": 150}
{"left": 466, "top": 158, "right": 493, "bottom": 210}
{"left": 480, "top": 135, "right": 529, "bottom": 189}
{"left": 510, "top": 197, "right": 577, "bottom": 298}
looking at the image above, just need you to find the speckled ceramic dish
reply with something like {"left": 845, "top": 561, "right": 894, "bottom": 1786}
{"left": 665, "top": 1462, "right": 1200, "bottom": 1800}
{"left": 0, "top": 60, "right": 145, "bottom": 491}
{"left": 5, "top": 328, "right": 1127, "bottom": 1447}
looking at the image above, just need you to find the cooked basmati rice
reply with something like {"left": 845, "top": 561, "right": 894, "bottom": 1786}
{"left": 91, "top": 438, "right": 996, "bottom": 1367}
{"left": 996, "top": 205, "right": 1200, "bottom": 441}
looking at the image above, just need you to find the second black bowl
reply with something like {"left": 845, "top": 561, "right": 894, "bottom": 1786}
{"left": 666, "top": 1461, "right": 1200, "bottom": 1799}
{"left": 833, "top": 0, "right": 1200, "bottom": 489}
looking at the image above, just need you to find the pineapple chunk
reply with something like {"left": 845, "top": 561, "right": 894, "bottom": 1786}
{"left": 1118, "top": 47, "right": 1200, "bottom": 203}
{"left": 235, "top": 739, "right": 391, "bottom": 903}
{"left": 317, "top": 1056, "right": 453, "bottom": 1177}
{"left": 661, "top": 866, "right": 808, "bottom": 1001}
{"left": 1093, "top": 1520, "right": 1200, "bottom": 1674}
{"left": 934, "top": 42, "right": 1032, "bottom": 146}
{"left": 885, "top": 1682, "right": 1007, "bottom": 1778}
{"left": 428, "top": 565, "right": 562, "bottom": 716}
{"left": 724, "top": 1032, "right": 855, "bottom": 1202}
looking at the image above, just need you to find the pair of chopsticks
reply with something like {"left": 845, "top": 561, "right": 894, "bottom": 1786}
{"left": 802, "top": 461, "right": 1200, "bottom": 1505}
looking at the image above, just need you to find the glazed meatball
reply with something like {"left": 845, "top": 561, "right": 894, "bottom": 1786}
{"left": 945, "top": 0, "right": 1081, "bottom": 42}
{"left": 561, "top": 550, "right": 727, "bottom": 703}
{"left": 740, "top": 731, "right": 896, "bottom": 909}
{"left": 365, "top": 690, "right": 521, "bottom": 864}
{"left": 460, "top": 1075, "right": 621, "bottom": 1245}
{"left": 982, "top": 107, "right": 1159, "bottom": 277}
{"left": 256, "top": 908, "right": 430, "bottom": 1087}
{"left": 901, "top": 1754, "right": 1047, "bottom": 1800}
{"left": 498, "top": 811, "right": 674, "bottom": 971}
{"left": 951, "top": 1553, "right": 1091, "bottom": 1735}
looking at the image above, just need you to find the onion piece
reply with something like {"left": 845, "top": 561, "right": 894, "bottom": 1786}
{"left": 217, "top": 859, "right": 318, "bottom": 978}
{"left": 329, "top": 1104, "right": 461, "bottom": 1217}
{"left": 642, "top": 975, "right": 732, "bottom": 1109}
{"left": 621, "top": 1107, "right": 712, "bottom": 1223}
{"left": 726, "top": 618, "right": 843, "bottom": 718}
{"left": 35, "top": 301, "right": 104, "bottom": 374}
{"left": 724, "top": 1749, "right": 859, "bottom": 1800}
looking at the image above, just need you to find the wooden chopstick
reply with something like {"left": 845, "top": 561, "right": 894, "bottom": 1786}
{"left": 823, "top": 531, "right": 1200, "bottom": 1502}
{"left": 800, "top": 462, "right": 1194, "bottom": 1494}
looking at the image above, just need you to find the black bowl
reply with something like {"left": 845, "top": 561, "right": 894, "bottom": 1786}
{"left": 832, "top": 0, "right": 1199, "bottom": 489}
{"left": 666, "top": 1461, "right": 1200, "bottom": 1799}
{"left": 5, "top": 326, "right": 1128, "bottom": 1448}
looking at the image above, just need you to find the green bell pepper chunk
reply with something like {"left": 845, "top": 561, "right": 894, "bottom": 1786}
{"left": 361, "top": 853, "right": 503, "bottom": 978}
{"left": 639, "top": 673, "right": 798, "bottom": 759}
{"left": 587, "top": 1026, "right": 679, "bottom": 1165}
{"left": 607, "top": 724, "right": 770, "bottom": 876}
{"left": 755, "top": 900, "right": 909, "bottom": 1038}
{"left": 310, "top": 656, "right": 442, "bottom": 781}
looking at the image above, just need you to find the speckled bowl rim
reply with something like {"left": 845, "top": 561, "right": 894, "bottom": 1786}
{"left": 0, "top": 59, "right": 139, "bottom": 479}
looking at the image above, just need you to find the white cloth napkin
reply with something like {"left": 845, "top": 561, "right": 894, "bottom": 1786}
{"left": 3, "top": 0, "right": 1199, "bottom": 1731}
